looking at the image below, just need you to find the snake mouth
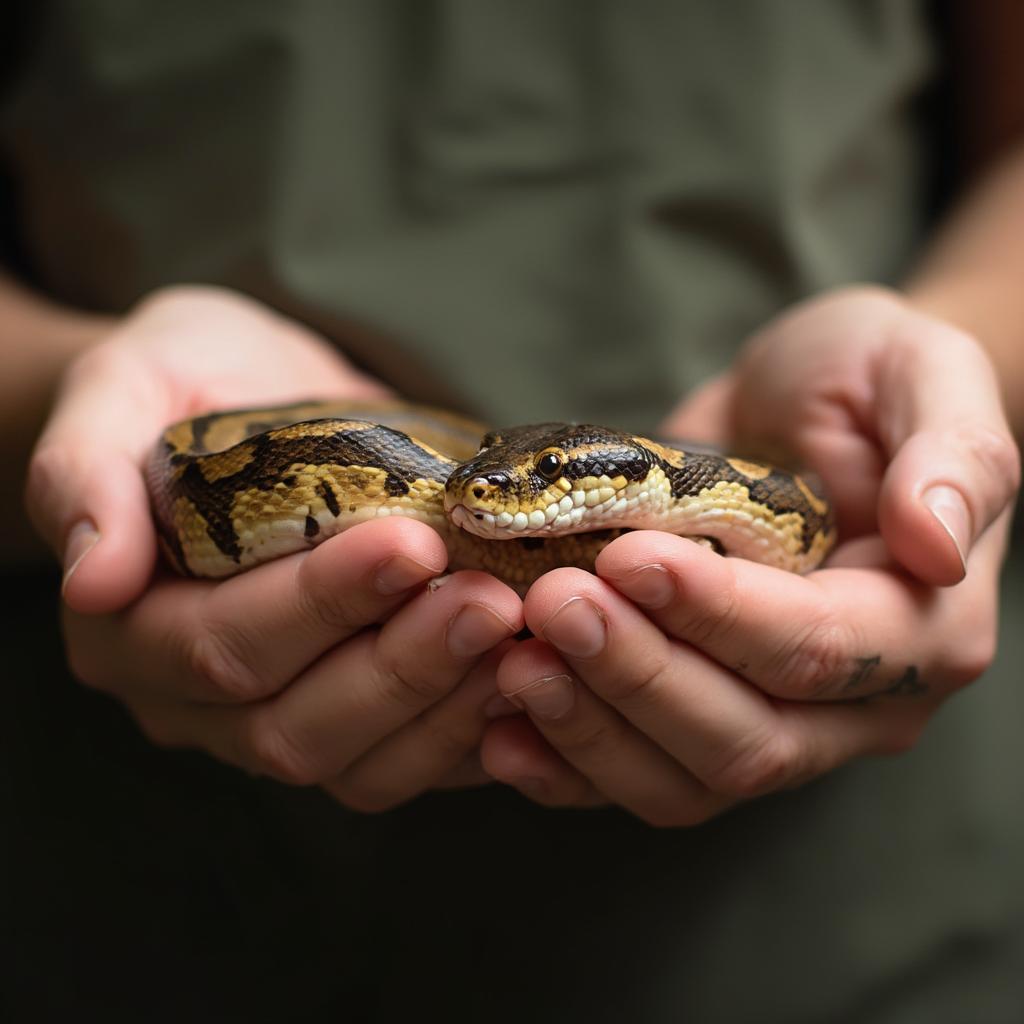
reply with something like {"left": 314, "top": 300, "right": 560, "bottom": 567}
{"left": 447, "top": 491, "right": 598, "bottom": 539}
{"left": 449, "top": 503, "right": 545, "bottom": 538}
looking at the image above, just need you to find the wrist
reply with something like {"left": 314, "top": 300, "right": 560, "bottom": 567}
{"left": 2, "top": 274, "right": 116, "bottom": 411}
{"left": 902, "top": 277, "right": 1024, "bottom": 438}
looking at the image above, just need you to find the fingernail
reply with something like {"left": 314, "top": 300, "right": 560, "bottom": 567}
{"left": 446, "top": 603, "right": 515, "bottom": 658}
{"left": 609, "top": 564, "right": 675, "bottom": 608}
{"left": 922, "top": 485, "right": 970, "bottom": 579}
{"left": 62, "top": 519, "right": 100, "bottom": 594}
{"left": 483, "top": 693, "right": 521, "bottom": 719}
{"left": 541, "top": 597, "right": 606, "bottom": 658}
{"left": 373, "top": 555, "right": 444, "bottom": 595}
{"left": 506, "top": 674, "right": 575, "bottom": 721}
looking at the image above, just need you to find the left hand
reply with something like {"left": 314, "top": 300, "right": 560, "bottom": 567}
{"left": 29, "top": 287, "right": 520, "bottom": 809}
{"left": 480, "top": 286, "right": 1021, "bottom": 824}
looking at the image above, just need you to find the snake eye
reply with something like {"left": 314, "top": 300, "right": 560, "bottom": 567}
{"left": 534, "top": 451, "right": 563, "bottom": 482}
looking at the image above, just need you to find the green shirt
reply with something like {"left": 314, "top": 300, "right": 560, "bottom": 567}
{"left": 4, "top": 1, "right": 930, "bottom": 427}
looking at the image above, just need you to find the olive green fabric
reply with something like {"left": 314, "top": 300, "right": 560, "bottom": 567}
{"left": 4, "top": 3, "right": 1024, "bottom": 1022}
{"left": 4, "top": 1, "right": 931, "bottom": 429}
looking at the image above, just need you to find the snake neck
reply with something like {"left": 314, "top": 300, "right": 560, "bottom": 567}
{"left": 440, "top": 525, "right": 628, "bottom": 593}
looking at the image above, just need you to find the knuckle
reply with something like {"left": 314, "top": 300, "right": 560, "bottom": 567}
{"left": 558, "top": 715, "right": 631, "bottom": 760}
{"left": 61, "top": 340, "right": 137, "bottom": 396}
{"left": 297, "top": 575, "right": 364, "bottom": 638}
{"left": 678, "top": 572, "right": 742, "bottom": 649}
{"left": 934, "top": 595, "right": 998, "bottom": 691}
{"left": 954, "top": 424, "right": 1021, "bottom": 499}
{"left": 243, "top": 712, "right": 320, "bottom": 786}
{"left": 185, "top": 624, "right": 264, "bottom": 700}
{"left": 766, "top": 614, "right": 849, "bottom": 698}
{"left": 708, "top": 730, "right": 805, "bottom": 799}
{"left": 373, "top": 649, "right": 451, "bottom": 710}
{"left": 26, "top": 445, "right": 76, "bottom": 540}
{"left": 26, "top": 444, "right": 66, "bottom": 507}
{"left": 599, "top": 655, "right": 671, "bottom": 711}
{"left": 944, "top": 629, "right": 997, "bottom": 690}
{"left": 421, "top": 715, "right": 478, "bottom": 761}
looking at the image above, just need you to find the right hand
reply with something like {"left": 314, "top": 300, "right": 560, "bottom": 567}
{"left": 27, "top": 286, "right": 523, "bottom": 809}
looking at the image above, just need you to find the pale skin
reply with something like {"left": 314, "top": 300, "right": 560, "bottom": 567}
{"left": 13, "top": 278, "right": 1022, "bottom": 821}
{"left": 24, "top": 288, "right": 526, "bottom": 807}
{"left": 9, "top": 66, "right": 1024, "bottom": 822}
{"left": 481, "top": 290, "right": 1020, "bottom": 820}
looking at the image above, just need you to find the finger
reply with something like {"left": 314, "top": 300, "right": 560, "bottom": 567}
{"left": 128, "top": 570, "right": 522, "bottom": 786}
{"left": 432, "top": 756, "right": 495, "bottom": 791}
{"left": 28, "top": 343, "right": 171, "bottom": 612}
{"left": 480, "top": 713, "right": 607, "bottom": 809}
{"left": 494, "top": 639, "right": 721, "bottom": 825}
{"left": 875, "top": 323, "right": 1020, "bottom": 585}
{"left": 522, "top": 569, "right": 932, "bottom": 801}
{"left": 63, "top": 517, "right": 450, "bottom": 703}
{"left": 324, "top": 641, "right": 515, "bottom": 812}
{"left": 595, "top": 530, "right": 999, "bottom": 701}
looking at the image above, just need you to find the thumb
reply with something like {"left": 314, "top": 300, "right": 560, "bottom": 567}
{"left": 877, "top": 325, "right": 1020, "bottom": 586}
{"left": 27, "top": 346, "right": 168, "bottom": 614}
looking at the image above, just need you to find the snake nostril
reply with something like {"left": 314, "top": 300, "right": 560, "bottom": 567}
{"left": 469, "top": 474, "right": 507, "bottom": 500}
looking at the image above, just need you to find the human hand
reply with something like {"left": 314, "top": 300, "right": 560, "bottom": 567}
{"left": 29, "top": 286, "right": 523, "bottom": 807}
{"left": 481, "top": 286, "right": 1020, "bottom": 823}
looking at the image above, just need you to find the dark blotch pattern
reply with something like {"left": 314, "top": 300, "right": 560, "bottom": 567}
{"left": 155, "top": 413, "right": 832, "bottom": 572}
{"left": 517, "top": 537, "right": 546, "bottom": 551}
{"left": 318, "top": 479, "right": 341, "bottom": 518}
{"left": 662, "top": 453, "right": 832, "bottom": 552}
{"left": 162, "top": 422, "right": 455, "bottom": 562}
{"left": 175, "top": 460, "right": 244, "bottom": 561}
{"left": 562, "top": 446, "right": 651, "bottom": 485}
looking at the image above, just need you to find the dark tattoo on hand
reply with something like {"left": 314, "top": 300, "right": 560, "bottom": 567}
{"left": 880, "top": 665, "right": 927, "bottom": 698}
{"left": 843, "top": 657, "right": 928, "bottom": 700}
{"left": 842, "top": 655, "right": 881, "bottom": 693}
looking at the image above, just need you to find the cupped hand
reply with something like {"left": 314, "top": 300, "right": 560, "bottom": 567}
{"left": 29, "top": 284, "right": 389, "bottom": 612}
{"left": 28, "top": 286, "right": 523, "bottom": 808}
{"left": 481, "top": 286, "right": 1021, "bottom": 823}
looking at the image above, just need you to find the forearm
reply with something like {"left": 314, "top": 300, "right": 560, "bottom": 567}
{"left": 0, "top": 272, "right": 114, "bottom": 561}
{"left": 907, "top": 142, "right": 1024, "bottom": 437}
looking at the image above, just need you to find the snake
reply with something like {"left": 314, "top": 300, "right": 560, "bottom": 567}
{"left": 147, "top": 400, "right": 836, "bottom": 589}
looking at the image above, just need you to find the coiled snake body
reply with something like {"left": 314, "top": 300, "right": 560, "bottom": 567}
{"left": 148, "top": 400, "right": 835, "bottom": 588}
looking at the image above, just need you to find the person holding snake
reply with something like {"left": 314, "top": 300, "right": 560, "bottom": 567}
{"left": 3, "top": 3, "right": 1024, "bottom": 1020}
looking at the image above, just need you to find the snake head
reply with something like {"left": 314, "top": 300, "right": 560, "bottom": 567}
{"left": 445, "top": 423, "right": 656, "bottom": 538}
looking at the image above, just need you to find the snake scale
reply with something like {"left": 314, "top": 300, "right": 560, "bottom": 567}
{"left": 148, "top": 400, "right": 835, "bottom": 589}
